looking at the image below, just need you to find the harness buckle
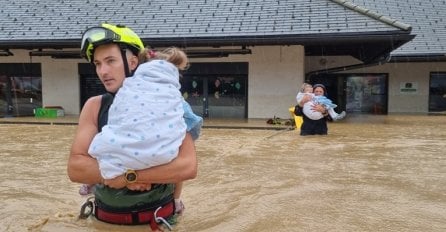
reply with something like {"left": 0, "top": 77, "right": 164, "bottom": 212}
{"left": 154, "top": 206, "right": 173, "bottom": 231}
{"left": 79, "top": 196, "right": 95, "bottom": 219}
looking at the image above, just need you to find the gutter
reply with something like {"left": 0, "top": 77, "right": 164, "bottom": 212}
{"left": 145, "top": 31, "right": 413, "bottom": 48}
{"left": 0, "top": 30, "right": 413, "bottom": 49}
{"left": 390, "top": 54, "right": 446, "bottom": 62}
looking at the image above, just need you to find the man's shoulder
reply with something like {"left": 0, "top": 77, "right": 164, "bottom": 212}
{"left": 84, "top": 95, "right": 103, "bottom": 106}
{"left": 81, "top": 95, "right": 105, "bottom": 115}
{"left": 77, "top": 95, "right": 103, "bottom": 127}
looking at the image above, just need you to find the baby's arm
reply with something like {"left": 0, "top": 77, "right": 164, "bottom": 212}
{"left": 296, "top": 92, "right": 303, "bottom": 105}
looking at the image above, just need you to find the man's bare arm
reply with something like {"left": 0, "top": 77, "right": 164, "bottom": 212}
{"left": 67, "top": 96, "right": 103, "bottom": 185}
{"left": 138, "top": 133, "right": 198, "bottom": 183}
{"left": 104, "top": 133, "right": 198, "bottom": 189}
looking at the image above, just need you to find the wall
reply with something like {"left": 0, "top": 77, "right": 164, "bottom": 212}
{"left": 0, "top": 46, "right": 309, "bottom": 118}
{"left": 351, "top": 62, "right": 446, "bottom": 113}
{"left": 180, "top": 45, "right": 305, "bottom": 119}
{"left": 247, "top": 46, "right": 304, "bottom": 118}
{"left": 32, "top": 54, "right": 80, "bottom": 115}
{"left": 306, "top": 55, "right": 446, "bottom": 113}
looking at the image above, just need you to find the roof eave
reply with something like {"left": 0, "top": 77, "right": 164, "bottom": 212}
{"left": 390, "top": 53, "right": 446, "bottom": 62}
{"left": 0, "top": 31, "right": 414, "bottom": 63}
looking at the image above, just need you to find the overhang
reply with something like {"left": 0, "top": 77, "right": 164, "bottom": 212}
{"left": 0, "top": 30, "right": 414, "bottom": 63}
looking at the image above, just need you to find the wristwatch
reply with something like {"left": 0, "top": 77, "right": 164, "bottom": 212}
{"left": 124, "top": 169, "right": 138, "bottom": 183}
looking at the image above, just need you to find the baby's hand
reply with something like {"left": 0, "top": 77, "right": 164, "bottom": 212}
{"left": 300, "top": 95, "right": 312, "bottom": 105}
{"left": 127, "top": 183, "right": 152, "bottom": 191}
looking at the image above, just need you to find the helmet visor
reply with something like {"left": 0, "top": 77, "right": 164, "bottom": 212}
{"left": 80, "top": 27, "right": 120, "bottom": 61}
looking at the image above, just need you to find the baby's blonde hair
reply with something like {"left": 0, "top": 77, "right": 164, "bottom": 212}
{"left": 300, "top": 83, "right": 312, "bottom": 92}
{"left": 139, "top": 46, "right": 188, "bottom": 70}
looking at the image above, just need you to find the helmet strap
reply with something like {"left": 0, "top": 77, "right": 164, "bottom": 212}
{"left": 118, "top": 44, "right": 132, "bottom": 77}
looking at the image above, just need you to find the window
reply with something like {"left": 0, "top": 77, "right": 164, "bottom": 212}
{"left": 0, "top": 64, "right": 42, "bottom": 117}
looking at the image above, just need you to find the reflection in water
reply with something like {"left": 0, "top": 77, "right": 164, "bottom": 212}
{"left": 0, "top": 115, "right": 445, "bottom": 231}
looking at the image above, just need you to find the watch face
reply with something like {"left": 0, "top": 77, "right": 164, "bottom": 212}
{"left": 126, "top": 173, "right": 137, "bottom": 182}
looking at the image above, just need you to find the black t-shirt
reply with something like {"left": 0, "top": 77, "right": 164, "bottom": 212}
{"left": 98, "top": 93, "right": 114, "bottom": 132}
{"left": 295, "top": 105, "right": 328, "bottom": 135}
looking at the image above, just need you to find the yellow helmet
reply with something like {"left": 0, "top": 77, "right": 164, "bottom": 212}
{"left": 80, "top": 23, "right": 144, "bottom": 63}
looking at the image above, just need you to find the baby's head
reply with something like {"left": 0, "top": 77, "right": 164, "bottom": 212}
{"left": 139, "top": 46, "right": 189, "bottom": 70}
{"left": 301, "top": 83, "right": 313, "bottom": 93}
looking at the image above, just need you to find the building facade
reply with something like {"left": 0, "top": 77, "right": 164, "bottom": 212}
{"left": 1, "top": 0, "right": 445, "bottom": 119}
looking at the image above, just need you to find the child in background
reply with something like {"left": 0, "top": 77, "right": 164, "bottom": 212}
{"left": 296, "top": 83, "right": 346, "bottom": 121}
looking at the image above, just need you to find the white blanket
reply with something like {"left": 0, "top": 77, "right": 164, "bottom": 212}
{"left": 89, "top": 60, "right": 187, "bottom": 179}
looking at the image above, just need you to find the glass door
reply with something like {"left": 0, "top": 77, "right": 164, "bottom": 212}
{"left": 207, "top": 75, "right": 246, "bottom": 118}
{"left": 345, "top": 74, "right": 388, "bottom": 114}
{"left": 309, "top": 73, "right": 388, "bottom": 114}
{"left": 181, "top": 75, "right": 247, "bottom": 118}
{"left": 180, "top": 62, "right": 248, "bottom": 119}
{"left": 180, "top": 76, "right": 205, "bottom": 116}
{"left": 429, "top": 72, "right": 446, "bottom": 112}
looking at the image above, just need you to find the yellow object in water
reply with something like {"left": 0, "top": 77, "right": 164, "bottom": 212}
{"left": 289, "top": 106, "right": 303, "bottom": 129}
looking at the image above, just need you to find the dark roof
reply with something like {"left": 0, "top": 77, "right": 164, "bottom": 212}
{"left": 350, "top": 0, "right": 446, "bottom": 60}
{"left": 0, "top": 0, "right": 414, "bottom": 62}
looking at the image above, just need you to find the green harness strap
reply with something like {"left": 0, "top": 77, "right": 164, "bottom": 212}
{"left": 94, "top": 184, "right": 174, "bottom": 210}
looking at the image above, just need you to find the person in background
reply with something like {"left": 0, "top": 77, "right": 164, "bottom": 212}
{"left": 295, "top": 84, "right": 331, "bottom": 136}
{"left": 67, "top": 23, "right": 198, "bottom": 231}
{"left": 296, "top": 83, "right": 346, "bottom": 121}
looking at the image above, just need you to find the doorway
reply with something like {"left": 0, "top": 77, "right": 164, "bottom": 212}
{"left": 429, "top": 72, "right": 446, "bottom": 112}
{"left": 181, "top": 62, "right": 248, "bottom": 118}
{"left": 78, "top": 62, "right": 249, "bottom": 119}
{"left": 308, "top": 73, "right": 388, "bottom": 114}
{"left": 78, "top": 63, "right": 106, "bottom": 110}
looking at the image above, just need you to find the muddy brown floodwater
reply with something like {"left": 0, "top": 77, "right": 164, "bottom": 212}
{"left": 0, "top": 115, "right": 445, "bottom": 232}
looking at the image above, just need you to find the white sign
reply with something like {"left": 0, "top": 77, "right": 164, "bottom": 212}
{"left": 400, "top": 82, "right": 418, "bottom": 94}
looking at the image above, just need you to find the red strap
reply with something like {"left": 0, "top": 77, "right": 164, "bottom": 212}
{"left": 95, "top": 201, "right": 174, "bottom": 230}
{"left": 149, "top": 216, "right": 159, "bottom": 231}
{"left": 96, "top": 209, "right": 134, "bottom": 224}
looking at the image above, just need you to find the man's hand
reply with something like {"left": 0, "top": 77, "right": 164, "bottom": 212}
{"left": 103, "top": 175, "right": 152, "bottom": 191}
{"left": 103, "top": 175, "right": 127, "bottom": 189}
